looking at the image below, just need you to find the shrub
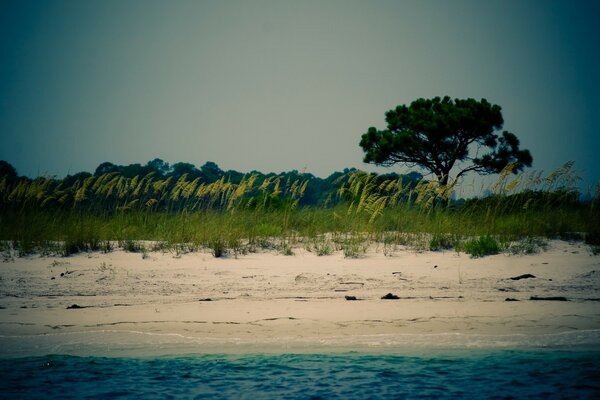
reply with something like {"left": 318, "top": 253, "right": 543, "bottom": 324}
{"left": 508, "top": 237, "right": 548, "bottom": 255}
{"left": 62, "top": 237, "right": 86, "bottom": 256}
{"left": 100, "top": 240, "right": 113, "bottom": 253}
{"left": 210, "top": 238, "right": 226, "bottom": 258}
{"left": 585, "top": 227, "right": 600, "bottom": 246}
{"left": 429, "top": 233, "right": 455, "bottom": 251}
{"left": 280, "top": 242, "right": 294, "bottom": 256}
{"left": 308, "top": 236, "right": 332, "bottom": 256}
{"left": 341, "top": 235, "right": 367, "bottom": 258}
{"left": 122, "top": 239, "right": 144, "bottom": 253}
{"left": 461, "top": 235, "right": 500, "bottom": 258}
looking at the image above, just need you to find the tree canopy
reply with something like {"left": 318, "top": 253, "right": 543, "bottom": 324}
{"left": 0, "top": 160, "right": 17, "bottom": 181}
{"left": 359, "top": 96, "right": 532, "bottom": 185}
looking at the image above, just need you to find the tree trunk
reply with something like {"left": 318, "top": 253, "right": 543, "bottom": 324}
{"left": 439, "top": 173, "right": 451, "bottom": 208}
{"left": 439, "top": 174, "right": 449, "bottom": 187}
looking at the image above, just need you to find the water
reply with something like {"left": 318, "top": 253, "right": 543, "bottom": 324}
{"left": 3, "top": 329, "right": 600, "bottom": 358}
{"left": 2, "top": 330, "right": 599, "bottom": 398}
{"left": 1, "top": 350, "right": 599, "bottom": 399}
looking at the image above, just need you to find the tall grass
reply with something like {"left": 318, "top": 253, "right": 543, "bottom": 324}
{"left": 0, "top": 162, "right": 597, "bottom": 258}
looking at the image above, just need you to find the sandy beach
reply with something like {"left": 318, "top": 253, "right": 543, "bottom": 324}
{"left": 1, "top": 240, "right": 599, "bottom": 356}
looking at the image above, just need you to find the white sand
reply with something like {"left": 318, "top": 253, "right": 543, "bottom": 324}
{"left": 1, "top": 240, "right": 599, "bottom": 356}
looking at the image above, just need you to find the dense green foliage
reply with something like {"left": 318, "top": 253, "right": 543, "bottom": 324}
{"left": 360, "top": 97, "right": 532, "bottom": 186}
{"left": 460, "top": 235, "right": 501, "bottom": 258}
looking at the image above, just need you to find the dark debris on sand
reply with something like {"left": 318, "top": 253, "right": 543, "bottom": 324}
{"left": 510, "top": 274, "right": 536, "bottom": 280}
{"left": 530, "top": 296, "right": 568, "bottom": 301}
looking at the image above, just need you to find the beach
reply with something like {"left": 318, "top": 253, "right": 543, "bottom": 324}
{"left": 1, "top": 239, "right": 599, "bottom": 356}
{"left": 2, "top": 239, "right": 600, "bottom": 398}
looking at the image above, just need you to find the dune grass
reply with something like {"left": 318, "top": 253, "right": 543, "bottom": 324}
{"left": 0, "top": 162, "right": 598, "bottom": 258}
{"left": 0, "top": 200, "right": 595, "bottom": 258}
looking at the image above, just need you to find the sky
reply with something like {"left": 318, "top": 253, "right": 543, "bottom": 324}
{"left": 0, "top": 0, "right": 599, "bottom": 191}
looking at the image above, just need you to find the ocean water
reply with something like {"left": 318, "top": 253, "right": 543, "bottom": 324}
{"left": 1, "top": 350, "right": 599, "bottom": 399}
{"left": 2, "top": 330, "right": 600, "bottom": 399}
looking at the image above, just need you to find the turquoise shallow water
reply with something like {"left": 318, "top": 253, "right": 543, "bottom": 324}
{"left": 1, "top": 350, "right": 599, "bottom": 399}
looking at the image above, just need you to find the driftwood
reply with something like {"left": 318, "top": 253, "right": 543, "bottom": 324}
{"left": 530, "top": 296, "right": 567, "bottom": 301}
{"left": 510, "top": 274, "right": 536, "bottom": 280}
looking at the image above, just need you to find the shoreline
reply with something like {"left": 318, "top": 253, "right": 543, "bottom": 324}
{"left": 3, "top": 330, "right": 600, "bottom": 359}
{"left": 1, "top": 240, "right": 599, "bottom": 357}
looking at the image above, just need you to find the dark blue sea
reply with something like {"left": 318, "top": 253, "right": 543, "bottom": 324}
{"left": 1, "top": 350, "right": 599, "bottom": 399}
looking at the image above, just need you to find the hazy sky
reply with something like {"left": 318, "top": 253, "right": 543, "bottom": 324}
{"left": 1, "top": 0, "right": 599, "bottom": 189}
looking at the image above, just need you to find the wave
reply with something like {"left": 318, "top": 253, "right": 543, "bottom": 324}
{"left": 2, "top": 329, "right": 600, "bottom": 358}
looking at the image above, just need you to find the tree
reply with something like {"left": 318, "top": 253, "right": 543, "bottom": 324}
{"left": 200, "top": 161, "right": 224, "bottom": 183}
{"left": 170, "top": 162, "right": 200, "bottom": 180}
{"left": 359, "top": 96, "right": 532, "bottom": 186}
{"left": 0, "top": 160, "right": 18, "bottom": 180}
{"left": 146, "top": 158, "right": 170, "bottom": 177}
{"left": 94, "top": 162, "right": 119, "bottom": 176}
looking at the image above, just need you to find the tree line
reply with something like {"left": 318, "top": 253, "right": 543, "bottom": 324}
{"left": 0, "top": 159, "right": 423, "bottom": 212}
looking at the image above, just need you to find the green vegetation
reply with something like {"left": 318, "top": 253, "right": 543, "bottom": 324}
{"left": 0, "top": 159, "right": 598, "bottom": 259}
{"left": 460, "top": 236, "right": 501, "bottom": 258}
{"left": 1, "top": 98, "right": 596, "bottom": 258}
{"left": 360, "top": 96, "right": 532, "bottom": 187}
